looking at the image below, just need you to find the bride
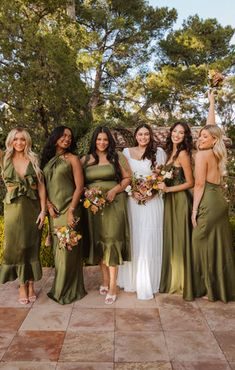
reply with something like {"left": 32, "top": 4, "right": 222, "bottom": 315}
{"left": 117, "top": 124, "right": 166, "bottom": 300}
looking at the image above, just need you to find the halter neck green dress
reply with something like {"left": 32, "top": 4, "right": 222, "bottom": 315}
{"left": 0, "top": 159, "right": 42, "bottom": 284}
{"left": 83, "top": 154, "right": 131, "bottom": 266}
{"left": 43, "top": 155, "right": 86, "bottom": 304}
{"left": 192, "top": 182, "right": 235, "bottom": 302}
{"left": 159, "top": 164, "right": 193, "bottom": 300}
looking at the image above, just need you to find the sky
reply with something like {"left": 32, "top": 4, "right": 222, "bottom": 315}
{"left": 148, "top": 0, "right": 235, "bottom": 42}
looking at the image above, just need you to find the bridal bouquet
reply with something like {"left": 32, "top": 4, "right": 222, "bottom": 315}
{"left": 208, "top": 70, "right": 224, "bottom": 93}
{"left": 83, "top": 187, "right": 107, "bottom": 214}
{"left": 54, "top": 218, "right": 82, "bottom": 251}
{"left": 125, "top": 168, "right": 173, "bottom": 205}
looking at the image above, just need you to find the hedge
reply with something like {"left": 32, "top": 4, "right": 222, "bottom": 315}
{"left": 0, "top": 216, "right": 235, "bottom": 268}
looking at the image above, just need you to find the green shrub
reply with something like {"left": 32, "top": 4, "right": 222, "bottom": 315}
{"left": 0, "top": 216, "right": 54, "bottom": 267}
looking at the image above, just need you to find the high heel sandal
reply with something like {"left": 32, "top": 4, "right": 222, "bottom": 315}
{"left": 18, "top": 285, "right": 29, "bottom": 305}
{"left": 28, "top": 282, "right": 37, "bottom": 303}
{"left": 105, "top": 293, "right": 117, "bottom": 305}
{"left": 99, "top": 285, "right": 109, "bottom": 295}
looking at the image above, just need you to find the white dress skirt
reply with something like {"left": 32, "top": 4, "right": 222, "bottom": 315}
{"left": 117, "top": 147, "right": 166, "bottom": 300}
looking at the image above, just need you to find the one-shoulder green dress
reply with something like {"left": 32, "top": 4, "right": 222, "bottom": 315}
{"left": 159, "top": 165, "right": 193, "bottom": 300}
{"left": 0, "top": 159, "right": 42, "bottom": 284}
{"left": 43, "top": 155, "right": 86, "bottom": 304}
{"left": 192, "top": 182, "right": 235, "bottom": 302}
{"left": 83, "top": 155, "right": 131, "bottom": 266}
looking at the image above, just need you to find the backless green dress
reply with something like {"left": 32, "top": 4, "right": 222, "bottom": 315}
{"left": 43, "top": 155, "right": 86, "bottom": 304}
{"left": 159, "top": 164, "right": 193, "bottom": 300}
{"left": 192, "top": 182, "right": 235, "bottom": 302}
{"left": 83, "top": 154, "right": 131, "bottom": 266}
{"left": 0, "top": 159, "right": 42, "bottom": 284}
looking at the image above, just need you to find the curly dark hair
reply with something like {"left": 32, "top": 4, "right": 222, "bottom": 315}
{"left": 165, "top": 122, "right": 193, "bottom": 161}
{"left": 88, "top": 126, "right": 122, "bottom": 183}
{"left": 41, "top": 126, "right": 77, "bottom": 168}
{"left": 133, "top": 123, "right": 158, "bottom": 169}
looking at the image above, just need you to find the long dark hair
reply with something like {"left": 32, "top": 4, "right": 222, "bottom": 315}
{"left": 41, "top": 126, "right": 76, "bottom": 168}
{"left": 88, "top": 126, "right": 122, "bottom": 183}
{"left": 165, "top": 122, "right": 193, "bottom": 161}
{"left": 134, "top": 123, "right": 157, "bottom": 169}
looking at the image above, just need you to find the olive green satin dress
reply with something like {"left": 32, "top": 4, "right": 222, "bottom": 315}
{"left": 192, "top": 182, "right": 235, "bottom": 302}
{"left": 0, "top": 159, "right": 42, "bottom": 284}
{"left": 159, "top": 165, "right": 193, "bottom": 300}
{"left": 43, "top": 155, "right": 86, "bottom": 304}
{"left": 83, "top": 155, "right": 131, "bottom": 266}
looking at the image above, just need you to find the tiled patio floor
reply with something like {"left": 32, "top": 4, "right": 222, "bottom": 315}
{"left": 0, "top": 267, "right": 235, "bottom": 370}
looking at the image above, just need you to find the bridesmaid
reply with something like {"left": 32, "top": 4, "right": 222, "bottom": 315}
{"left": 191, "top": 92, "right": 235, "bottom": 302}
{"left": 81, "top": 126, "right": 131, "bottom": 304}
{"left": 0, "top": 128, "right": 46, "bottom": 304}
{"left": 158, "top": 122, "right": 194, "bottom": 300}
{"left": 117, "top": 124, "right": 166, "bottom": 300}
{"left": 41, "top": 126, "right": 86, "bottom": 304}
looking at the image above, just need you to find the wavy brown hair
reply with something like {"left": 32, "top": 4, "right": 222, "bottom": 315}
{"left": 134, "top": 123, "right": 158, "bottom": 169}
{"left": 165, "top": 122, "right": 193, "bottom": 161}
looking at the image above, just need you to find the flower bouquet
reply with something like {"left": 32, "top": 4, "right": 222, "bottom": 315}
{"left": 208, "top": 70, "right": 224, "bottom": 94}
{"left": 54, "top": 218, "right": 82, "bottom": 251}
{"left": 83, "top": 187, "right": 107, "bottom": 214}
{"left": 125, "top": 168, "right": 173, "bottom": 205}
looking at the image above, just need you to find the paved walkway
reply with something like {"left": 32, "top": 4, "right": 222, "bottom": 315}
{"left": 0, "top": 267, "right": 234, "bottom": 370}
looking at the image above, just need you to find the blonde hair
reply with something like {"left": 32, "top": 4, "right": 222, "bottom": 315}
{"left": 199, "top": 125, "right": 227, "bottom": 177}
{"left": 3, "top": 127, "right": 43, "bottom": 181}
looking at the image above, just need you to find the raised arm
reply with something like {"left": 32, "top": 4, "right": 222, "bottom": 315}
{"left": 206, "top": 91, "right": 216, "bottom": 125}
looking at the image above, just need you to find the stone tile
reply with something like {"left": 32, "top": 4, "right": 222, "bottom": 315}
{"left": 2, "top": 331, "right": 65, "bottom": 362}
{"left": 214, "top": 331, "right": 235, "bottom": 362}
{"left": 19, "top": 305, "right": 72, "bottom": 331}
{"left": 157, "top": 295, "right": 208, "bottom": 331}
{"left": 165, "top": 331, "right": 225, "bottom": 362}
{"left": 0, "top": 362, "right": 57, "bottom": 369}
{"left": 115, "top": 331, "right": 169, "bottom": 362}
{"left": 83, "top": 266, "right": 102, "bottom": 291}
{"left": 115, "top": 308, "right": 161, "bottom": 331}
{"left": 115, "top": 363, "right": 172, "bottom": 369}
{"left": 0, "top": 308, "right": 29, "bottom": 332}
{"left": 59, "top": 332, "right": 114, "bottom": 362}
{"left": 115, "top": 291, "right": 157, "bottom": 309}
{"left": 0, "top": 333, "right": 16, "bottom": 361}
{"left": 171, "top": 360, "right": 231, "bottom": 370}
{"left": 198, "top": 304, "right": 235, "bottom": 331}
{"left": 57, "top": 363, "right": 113, "bottom": 370}
{"left": 68, "top": 308, "right": 114, "bottom": 331}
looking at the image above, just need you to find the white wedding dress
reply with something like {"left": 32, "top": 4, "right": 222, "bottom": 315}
{"left": 117, "top": 147, "right": 166, "bottom": 300}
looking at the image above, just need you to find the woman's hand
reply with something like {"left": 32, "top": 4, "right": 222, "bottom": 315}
{"left": 48, "top": 205, "right": 59, "bottom": 219}
{"left": 36, "top": 211, "right": 46, "bottom": 229}
{"left": 191, "top": 212, "right": 198, "bottom": 228}
{"left": 208, "top": 90, "right": 215, "bottom": 105}
{"left": 157, "top": 182, "right": 168, "bottom": 192}
{"left": 106, "top": 188, "right": 117, "bottom": 203}
{"left": 67, "top": 209, "right": 76, "bottom": 228}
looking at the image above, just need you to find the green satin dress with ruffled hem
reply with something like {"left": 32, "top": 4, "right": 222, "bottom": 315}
{"left": 159, "top": 164, "right": 193, "bottom": 300}
{"left": 192, "top": 182, "right": 235, "bottom": 302}
{"left": 0, "top": 159, "right": 42, "bottom": 284}
{"left": 43, "top": 155, "right": 86, "bottom": 305}
{"left": 83, "top": 155, "right": 131, "bottom": 266}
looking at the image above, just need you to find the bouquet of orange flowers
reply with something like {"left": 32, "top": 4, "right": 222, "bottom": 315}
{"left": 83, "top": 187, "right": 107, "bottom": 214}
{"left": 208, "top": 70, "right": 224, "bottom": 93}
{"left": 54, "top": 218, "right": 82, "bottom": 251}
